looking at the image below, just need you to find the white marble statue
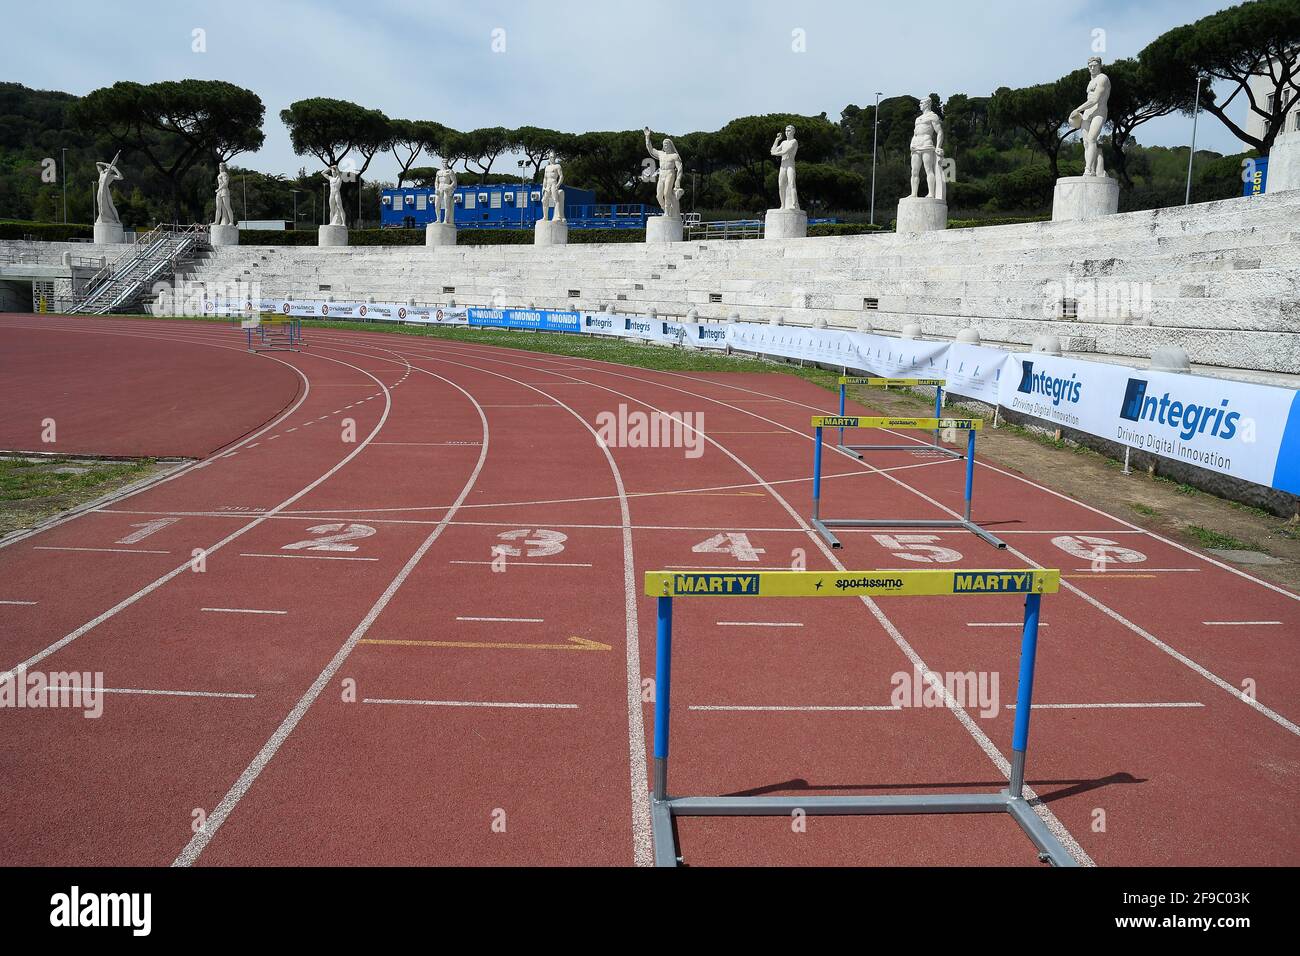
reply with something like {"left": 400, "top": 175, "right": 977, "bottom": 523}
{"left": 909, "top": 96, "right": 946, "bottom": 201}
{"left": 771, "top": 125, "right": 800, "bottom": 211}
{"left": 94, "top": 152, "right": 123, "bottom": 226}
{"left": 212, "top": 162, "right": 235, "bottom": 227}
{"left": 644, "top": 127, "right": 685, "bottom": 219}
{"left": 540, "top": 150, "right": 565, "bottom": 222}
{"left": 1072, "top": 57, "right": 1111, "bottom": 178}
{"left": 433, "top": 162, "right": 458, "bottom": 225}
{"left": 322, "top": 165, "right": 346, "bottom": 226}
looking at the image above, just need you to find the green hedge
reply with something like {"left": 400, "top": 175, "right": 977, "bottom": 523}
{"left": 237, "top": 227, "right": 648, "bottom": 246}
{"left": 0, "top": 220, "right": 94, "bottom": 241}
{"left": 948, "top": 215, "right": 1051, "bottom": 229}
{"left": 807, "top": 222, "right": 886, "bottom": 237}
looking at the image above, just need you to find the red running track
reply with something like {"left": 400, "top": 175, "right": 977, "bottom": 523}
{"left": 0, "top": 320, "right": 302, "bottom": 457}
{"left": 0, "top": 314, "right": 1297, "bottom": 867}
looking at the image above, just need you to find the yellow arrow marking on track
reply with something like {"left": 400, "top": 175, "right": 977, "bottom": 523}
{"left": 360, "top": 636, "right": 611, "bottom": 652}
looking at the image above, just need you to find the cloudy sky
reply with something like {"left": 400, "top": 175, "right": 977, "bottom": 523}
{"left": 9, "top": 0, "right": 1244, "bottom": 181}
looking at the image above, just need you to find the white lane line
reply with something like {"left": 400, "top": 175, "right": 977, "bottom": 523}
{"left": 363, "top": 698, "right": 577, "bottom": 710}
{"left": 1203, "top": 620, "right": 1282, "bottom": 626}
{"left": 716, "top": 621, "right": 804, "bottom": 628}
{"left": 336, "top": 341, "right": 655, "bottom": 868}
{"left": 456, "top": 616, "right": 544, "bottom": 623}
{"left": 0, "top": 600, "right": 38, "bottom": 605}
{"left": 690, "top": 704, "right": 900, "bottom": 712}
{"left": 174, "top": 358, "right": 489, "bottom": 868}
{"left": 481, "top": 404, "right": 555, "bottom": 408}
{"left": 1, "top": 349, "right": 393, "bottom": 691}
{"left": 666, "top": 565, "right": 803, "bottom": 571}
{"left": 967, "top": 622, "right": 1050, "bottom": 628}
{"left": 1005, "top": 702, "right": 1204, "bottom": 710}
{"left": 373, "top": 441, "right": 481, "bottom": 446}
{"left": 247, "top": 443, "right": 260, "bottom": 449}
{"left": 239, "top": 553, "right": 378, "bottom": 562}
{"left": 607, "top": 364, "right": 1296, "bottom": 744}
{"left": 449, "top": 560, "right": 592, "bottom": 567}
{"left": 1070, "top": 567, "right": 1200, "bottom": 573}
{"left": 202, "top": 607, "right": 288, "bottom": 615}
{"left": 100, "top": 687, "right": 256, "bottom": 700}
{"left": 34, "top": 546, "right": 169, "bottom": 555}
{"left": 457, "top": 347, "right": 1093, "bottom": 865}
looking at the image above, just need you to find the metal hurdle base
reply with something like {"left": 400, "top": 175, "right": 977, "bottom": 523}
{"left": 812, "top": 517, "right": 1007, "bottom": 551}
{"left": 650, "top": 787, "right": 1078, "bottom": 867}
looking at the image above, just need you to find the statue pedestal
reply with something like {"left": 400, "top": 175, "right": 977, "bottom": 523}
{"left": 1265, "top": 129, "right": 1300, "bottom": 193}
{"left": 93, "top": 222, "right": 125, "bottom": 244}
{"left": 210, "top": 224, "right": 239, "bottom": 246}
{"left": 764, "top": 208, "right": 807, "bottom": 239}
{"left": 1052, "top": 175, "right": 1119, "bottom": 221}
{"left": 534, "top": 219, "right": 568, "bottom": 246}
{"left": 646, "top": 215, "right": 684, "bottom": 244}
{"left": 318, "top": 224, "right": 348, "bottom": 247}
{"left": 425, "top": 222, "right": 457, "bottom": 247}
{"left": 896, "top": 197, "right": 948, "bottom": 233}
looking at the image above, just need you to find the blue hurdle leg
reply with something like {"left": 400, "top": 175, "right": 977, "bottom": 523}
{"left": 1009, "top": 592, "right": 1042, "bottom": 796}
{"left": 963, "top": 429, "right": 975, "bottom": 520}
{"left": 813, "top": 426, "right": 823, "bottom": 521}
{"left": 933, "top": 385, "right": 943, "bottom": 448}
{"left": 653, "top": 596, "right": 673, "bottom": 800}
{"left": 838, "top": 384, "right": 846, "bottom": 447}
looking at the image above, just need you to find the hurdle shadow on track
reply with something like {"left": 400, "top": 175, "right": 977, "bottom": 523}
{"left": 724, "top": 773, "right": 1147, "bottom": 805}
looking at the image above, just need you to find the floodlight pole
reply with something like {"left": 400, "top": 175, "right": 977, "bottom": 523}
{"left": 870, "top": 92, "right": 882, "bottom": 226}
{"left": 1184, "top": 74, "right": 1204, "bottom": 206}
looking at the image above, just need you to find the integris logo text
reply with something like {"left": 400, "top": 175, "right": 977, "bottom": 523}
{"left": 50, "top": 886, "right": 151, "bottom": 936}
{"left": 1119, "top": 377, "right": 1240, "bottom": 441}
{"left": 1017, "top": 360, "right": 1081, "bottom": 407}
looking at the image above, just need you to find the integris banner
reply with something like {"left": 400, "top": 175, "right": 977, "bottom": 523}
{"left": 217, "top": 297, "right": 1299, "bottom": 494}
{"left": 1000, "top": 353, "right": 1300, "bottom": 494}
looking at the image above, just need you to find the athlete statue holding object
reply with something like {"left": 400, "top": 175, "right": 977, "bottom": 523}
{"left": 212, "top": 162, "right": 235, "bottom": 227}
{"left": 644, "top": 127, "right": 685, "bottom": 219}
{"left": 433, "top": 162, "right": 458, "bottom": 225}
{"left": 909, "top": 96, "right": 946, "bottom": 201}
{"left": 322, "top": 165, "right": 346, "bottom": 226}
{"left": 1071, "top": 57, "right": 1111, "bottom": 178}
{"left": 95, "top": 152, "right": 124, "bottom": 225}
{"left": 540, "top": 150, "right": 565, "bottom": 223}
{"left": 771, "top": 125, "right": 800, "bottom": 211}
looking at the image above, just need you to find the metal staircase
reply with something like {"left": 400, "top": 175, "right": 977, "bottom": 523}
{"left": 69, "top": 223, "right": 208, "bottom": 315}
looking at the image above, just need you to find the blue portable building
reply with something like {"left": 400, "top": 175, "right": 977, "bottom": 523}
{"left": 381, "top": 183, "right": 650, "bottom": 229}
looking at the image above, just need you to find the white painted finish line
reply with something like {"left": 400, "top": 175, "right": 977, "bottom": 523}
{"left": 202, "top": 607, "right": 288, "bottom": 616}
{"left": 1005, "top": 702, "right": 1204, "bottom": 710}
{"left": 457, "top": 616, "right": 544, "bottom": 623}
{"left": 35, "top": 546, "right": 169, "bottom": 555}
{"left": 0, "top": 600, "right": 38, "bottom": 606}
{"left": 240, "top": 552, "right": 378, "bottom": 562}
{"left": 449, "top": 560, "right": 592, "bottom": 568}
{"left": 363, "top": 698, "right": 577, "bottom": 710}
{"left": 717, "top": 621, "right": 803, "bottom": 628}
{"left": 100, "top": 687, "right": 256, "bottom": 699}
{"left": 690, "top": 704, "right": 901, "bottom": 712}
